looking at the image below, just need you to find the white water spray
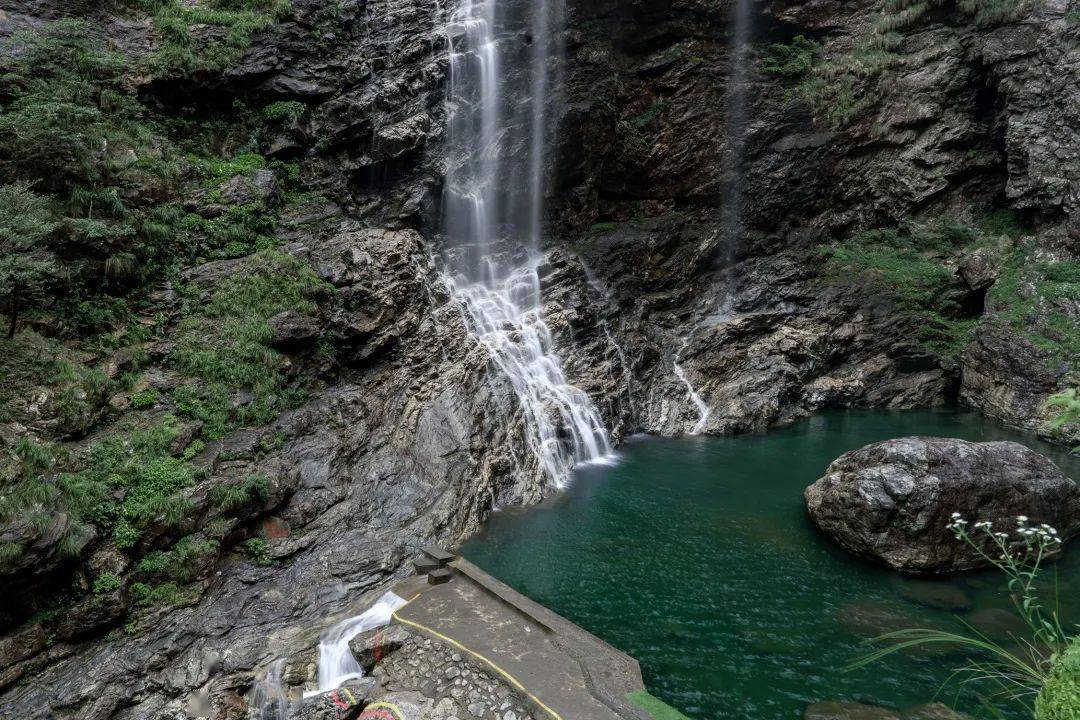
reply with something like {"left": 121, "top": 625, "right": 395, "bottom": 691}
{"left": 673, "top": 338, "right": 710, "bottom": 435}
{"left": 314, "top": 591, "right": 407, "bottom": 693}
{"left": 447, "top": 265, "right": 614, "bottom": 487}
{"left": 248, "top": 659, "right": 289, "bottom": 720}
{"left": 442, "top": 0, "right": 613, "bottom": 487}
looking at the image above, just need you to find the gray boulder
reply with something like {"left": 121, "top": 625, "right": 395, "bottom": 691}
{"left": 293, "top": 678, "right": 375, "bottom": 720}
{"left": 268, "top": 310, "right": 323, "bottom": 347}
{"left": 805, "top": 437, "right": 1080, "bottom": 573}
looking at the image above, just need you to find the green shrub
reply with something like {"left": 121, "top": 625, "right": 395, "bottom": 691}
{"left": 211, "top": 473, "right": 270, "bottom": 512}
{"left": 92, "top": 571, "right": 122, "bottom": 594}
{"left": 129, "top": 580, "right": 194, "bottom": 608}
{"left": 243, "top": 537, "right": 273, "bottom": 565}
{"left": 986, "top": 246, "right": 1079, "bottom": 368}
{"left": 136, "top": 0, "right": 293, "bottom": 75}
{"left": 261, "top": 101, "right": 306, "bottom": 125}
{"left": 130, "top": 389, "right": 159, "bottom": 409}
{"left": 1036, "top": 638, "right": 1080, "bottom": 720}
{"left": 762, "top": 35, "right": 820, "bottom": 78}
{"left": 821, "top": 218, "right": 992, "bottom": 360}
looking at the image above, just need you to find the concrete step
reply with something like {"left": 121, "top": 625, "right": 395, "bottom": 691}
{"left": 427, "top": 568, "right": 453, "bottom": 585}
{"left": 421, "top": 545, "right": 456, "bottom": 566}
{"left": 414, "top": 556, "right": 440, "bottom": 575}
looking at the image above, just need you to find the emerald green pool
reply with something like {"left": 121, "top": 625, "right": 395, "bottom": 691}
{"left": 461, "top": 410, "right": 1080, "bottom": 719}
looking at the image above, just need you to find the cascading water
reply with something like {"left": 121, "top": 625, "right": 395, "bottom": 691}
{"left": 673, "top": 337, "right": 710, "bottom": 435}
{"left": 248, "top": 659, "right": 289, "bottom": 720}
{"left": 442, "top": 0, "right": 613, "bottom": 487}
{"left": 717, "top": 0, "right": 754, "bottom": 310}
{"left": 313, "top": 591, "right": 407, "bottom": 693}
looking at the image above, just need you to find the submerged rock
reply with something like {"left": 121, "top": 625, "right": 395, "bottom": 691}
{"left": 805, "top": 701, "right": 901, "bottom": 720}
{"left": 805, "top": 437, "right": 1080, "bottom": 573}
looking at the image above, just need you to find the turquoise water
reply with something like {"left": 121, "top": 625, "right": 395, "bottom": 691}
{"left": 461, "top": 410, "right": 1080, "bottom": 719}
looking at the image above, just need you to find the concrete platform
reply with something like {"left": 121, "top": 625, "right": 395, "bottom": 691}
{"left": 391, "top": 556, "right": 653, "bottom": 720}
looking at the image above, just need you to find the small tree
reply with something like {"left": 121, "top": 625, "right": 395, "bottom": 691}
{"left": 0, "top": 184, "right": 61, "bottom": 338}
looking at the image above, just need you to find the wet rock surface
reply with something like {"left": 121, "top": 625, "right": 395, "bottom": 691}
{"left": 0, "top": 0, "right": 1076, "bottom": 715}
{"left": 805, "top": 437, "right": 1080, "bottom": 572}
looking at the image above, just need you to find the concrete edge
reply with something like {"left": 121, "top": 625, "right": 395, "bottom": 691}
{"left": 449, "top": 558, "right": 655, "bottom": 720}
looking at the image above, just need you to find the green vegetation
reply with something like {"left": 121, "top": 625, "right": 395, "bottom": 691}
{"left": 0, "top": 185, "right": 61, "bottom": 338}
{"left": 821, "top": 218, "right": 997, "bottom": 360}
{"left": 798, "top": 34, "right": 900, "bottom": 129}
{"left": 243, "top": 536, "right": 273, "bottom": 565}
{"left": 132, "top": 0, "right": 293, "bottom": 75}
{"left": 799, "top": 0, "right": 1024, "bottom": 128}
{"left": 853, "top": 516, "right": 1073, "bottom": 717}
{"left": 262, "top": 100, "right": 306, "bottom": 125}
{"left": 0, "top": 20, "right": 179, "bottom": 333}
{"left": 1043, "top": 389, "right": 1080, "bottom": 450}
{"left": 617, "top": 100, "right": 669, "bottom": 162}
{"left": 129, "top": 580, "right": 197, "bottom": 609}
{"left": 986, "top": 247, "right": 1079, "bottom": 368}
{"left": 92, "top": 571, "right": 122, "bottom": 595}
{"left": 168, "top": 250, "right": 329, "bottom": 438}
{"left": 65, "top": 418, "right": 202, "bottom": 547}
{"left": 130, "top": 388, "right": 159, "bottom": 409}
{"left": 210, "top": 473, "right": 269, "bottom": 512}
{"left": 136, "top": 534, "right": 220, "bottom": 582}
{"left": 762, "top": 35, "right": 820, "bottom": 78}
{"left": 879, "top": 0, "right": 1024, "bottom": 30}
{"left": 627, "top": 691, "right": 692, "bottom": 720}
{"left": 1036, "top": 638, "right": 1080, "bottom": 720}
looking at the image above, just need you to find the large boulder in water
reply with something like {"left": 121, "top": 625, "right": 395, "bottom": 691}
{"left": 804, "top": 437, "right": 1080, "bottom": 573}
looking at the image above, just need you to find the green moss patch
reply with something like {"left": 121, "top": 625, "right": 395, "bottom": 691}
{"left": 627, "top": 690, "right": 692, "bottom": 720}
{"left": 821, "top": 219, "right": 998, "bottom": 361}
{"left": 168, "top": 250, "right": 330, "bottom": 438}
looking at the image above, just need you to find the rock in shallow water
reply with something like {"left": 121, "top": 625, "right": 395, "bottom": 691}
{"left": 804, "top": 437, "right": 1080, "bottom": 573}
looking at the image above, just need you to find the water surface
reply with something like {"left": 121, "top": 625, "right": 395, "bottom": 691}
{"left": 462, "top": 410, "right": 1080, "bottom": 719}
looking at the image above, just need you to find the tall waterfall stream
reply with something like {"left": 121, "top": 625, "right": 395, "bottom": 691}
{"left": 441, "top": 0, "right": 614, "bottom": 487}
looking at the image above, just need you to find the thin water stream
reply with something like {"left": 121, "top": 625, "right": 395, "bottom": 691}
{"left": 463, "top": 409, "right": 1080, "bottom": 719}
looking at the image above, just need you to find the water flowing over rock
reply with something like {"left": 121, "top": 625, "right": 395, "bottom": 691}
{"left": 440, "top": 0, "right": 613, "bottom": 487}
{"left": 805, "top": 437, "right": 1080, "bottom": 573}
{"left": 316, "top": 592, "right": 407, "bottom": 692}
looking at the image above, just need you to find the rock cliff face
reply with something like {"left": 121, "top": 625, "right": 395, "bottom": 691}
{"left": 0, "top": 0, "right": 1076, "bottom": 717}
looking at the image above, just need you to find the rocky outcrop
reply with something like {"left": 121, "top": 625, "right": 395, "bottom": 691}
{"left": 0, "top": 0, "right": 1077, "bottom": 715}
{"left": 960, "top": 323, "right": 1065, "bottom": 436}
{"left": 804, "top": 437, "right": 1080, "bottom": 573}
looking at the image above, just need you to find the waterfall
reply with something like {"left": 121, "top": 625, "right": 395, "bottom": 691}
{"left": 248, "top": 659, "right": 289, "bottom": 720}
{"left": 673, "top": 338, "right": 710, "bottom": 435}
{"left": 717, "top": 0, "right": 754, "bottom": 310}
{"left": 442, "top": 0, "right": 613, "bottom": 488}
{"left": 313, "top": 591, "right": 407, "bottom": 693}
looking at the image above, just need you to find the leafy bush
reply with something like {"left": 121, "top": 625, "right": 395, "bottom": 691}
{"left": 986, "top": 246, "right": 1079, "bottom": 368}
{"left": 243, "top": 537, "right": 273, "bottom": 565}
{"left": 211, "top": 473, "right": 269, "bottom": 512}
{"left": 134, "top": 0, "right": 293, "bottom": 75}
{"left": 762, "top": 36, "right": 820, "bottom": 78}
{"left": 92, "top": 571, "right": 122, "bottom": 595}
{"left": 0, "top": 185, "right": 61, "bottom": 338}
{"left": 262, "top": 101, "right": 306, "bottom": 125}
{"left": 130, "top": 389, "right": 159, "bottom": 409}
{"left": 129, "top": 580, "right": 195, "bottom": 608}
{"left": 1036, "top": 638, "right": 1080, "bottom": 720}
